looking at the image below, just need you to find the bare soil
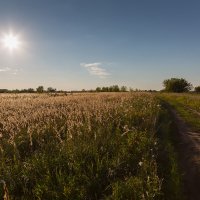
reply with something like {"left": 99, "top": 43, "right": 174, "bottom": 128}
{"left": 170, "top": 108, "right": 200, "bottom": 200}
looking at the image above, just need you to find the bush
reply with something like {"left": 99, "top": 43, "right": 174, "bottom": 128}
{"left": 195, "top": 86, "right": 200, "bottom": 93}
{"left": 163, "top": 78, "right": 192, "bottom": 93}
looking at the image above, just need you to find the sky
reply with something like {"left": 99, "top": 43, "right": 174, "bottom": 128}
{"left": 0, "top": 0, "right": 200, "bottom": 91}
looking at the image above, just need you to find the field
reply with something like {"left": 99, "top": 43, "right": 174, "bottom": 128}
{"left": 159, "top": 93, "right": 200, "bottom": 131}
{"left": 159, "top": 93, "right": 200, "bottom": 199}
{"left": 2, "top": 92, "right": 199, "bottom": 199}
{"left": 0, "top": 93, "right": 162, "bottom": 199}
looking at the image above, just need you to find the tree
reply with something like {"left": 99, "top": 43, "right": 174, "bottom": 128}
{"left": 120, "top": 86, "right": 127, "bottom": 92}
{"left": 163, "top": 78, "right": 192, "bottom": 93}
{"left": 47, "top": 87, "right": 56, "bottom": 93}
{"left": 12, "top": 89, "right": 20, "bottom": 93}
{"left": 109, "top": 85, "right": 120, "bottom": 92}
{"left": 129, "top": 87, "right": 134, "bottom": 92}
{"left": 36, "top": 86, "right": 44, "bottom": 93}
{"left": 0, "top": 89, "right": 9, "bottom": 93}
{"left": 96, "top": 87, "right": 101, "bottom": 92}
{"left": 195, "top": 86, "right": 200, "bottom": 93}
{"left": 102, "top": 87, "right": 109, "bottom": 92}
{"left": 27, "top": 88, "right": 35, "bottom": 93}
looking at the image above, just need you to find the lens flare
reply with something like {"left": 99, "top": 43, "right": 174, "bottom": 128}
{"left": 2, "top": 33, "right": 20, "bottom": 51}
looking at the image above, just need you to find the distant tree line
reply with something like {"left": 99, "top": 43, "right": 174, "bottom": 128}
{"left": 1, "top": 79, "right": 199, "bottom": 94}
{"left": 95, "top": 85, "right": 128, "bottom": 92}
{"left": 0, "top": 85, "right": 132, "bottom": 93}
{"left": 0, "top": 86, "right": 57, "bottom": 93}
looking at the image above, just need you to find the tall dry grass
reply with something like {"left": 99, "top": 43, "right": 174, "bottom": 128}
{"left": 0, "top": 92, "right": 161, "bottom": 199}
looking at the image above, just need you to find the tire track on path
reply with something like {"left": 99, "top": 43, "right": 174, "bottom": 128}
{"left": 169, "top": 107, "right": 200, "bottom": 200}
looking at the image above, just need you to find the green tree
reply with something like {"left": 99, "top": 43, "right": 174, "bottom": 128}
{"left": 27, "top": 88, "right": 35, "bottom": 93}
{"left": 120, "top": 86, "right": 127, "bottom": 92}
{"left": 102, "top": 87, "right": 109, "bottom": 92}
{"left": 163, "top": 78, "right": 192, "bottom": 93}
{"left": 195, "top": 86, "right": 200, "bottom": 93}
{"left": 36, "top": 86, "right": 44, "bottom": 93}
{"left": 129, "top": 87, "right": 134, "bottom": 92}
{"left": 0, "top": 89, "right": 9, "bottom": 93}
{"left": 109, "top": 85, "right": 120, "bottom": 92}
{"left": 96, "top": 87, "right": 101, "bottom": 92}
{"left": 47, "top": 87, "right": 56, "bottom": 93}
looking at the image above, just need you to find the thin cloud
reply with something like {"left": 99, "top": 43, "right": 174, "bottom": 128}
{"left": 81, "top": 62, "right": 110, "bottom": 78}
{"left": 12, "top": 68, "right": 22, "bottom": 75}
{"left": 0, "top": 67, "right": 11, "bottom": 72}
{"left": 0, "top": 67, "right": 22, "bottom": 75}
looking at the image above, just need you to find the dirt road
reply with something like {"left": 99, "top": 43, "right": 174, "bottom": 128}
{"left": 170, "top": 108, "right": 200, "bottom": 200}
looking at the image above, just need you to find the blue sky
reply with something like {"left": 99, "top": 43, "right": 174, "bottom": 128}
{"left": 0, "top": 0, "right": 200, "bottom": 90}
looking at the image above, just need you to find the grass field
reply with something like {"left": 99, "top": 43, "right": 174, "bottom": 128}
{"left": 2, "top": 92, "right": 198, "bottom": 199}
{"left": 159, "top": 93, "right": 200, "bottom": 132}
{"left": 0, "top": 93, "right": 163, "bottom": 199}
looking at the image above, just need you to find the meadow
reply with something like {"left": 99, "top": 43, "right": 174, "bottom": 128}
{"left": 0, "top": 92, "right": 162, "bottom": 199}
{"left": 159, "top": 93, "right": 200, "bottom": 132}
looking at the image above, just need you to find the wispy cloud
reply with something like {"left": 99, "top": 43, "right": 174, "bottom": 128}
{"left": 0, "top": 67, "right": 11, "bottom": 72}
{"left": 0, "top": 67, "right": 22, "bottom": 75}
{"left": 80, "top": 62, "right": 110, "bottom": 78}
{"left": 11, "top": 68, "right": 22, "bottom": 75}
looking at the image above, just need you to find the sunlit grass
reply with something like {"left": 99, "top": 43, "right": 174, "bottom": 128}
{"left": 0, "top": 93, "right": 162, "bottom": 199}
{"left": 159, "top": 93, "right": 200, "bottom": 132}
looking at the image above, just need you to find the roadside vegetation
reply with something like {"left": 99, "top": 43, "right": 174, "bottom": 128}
{"left": 156, "top": 100, "right": 184, "bottom": 200}
{"left": 158, "top": 92, "right": 200, "bottom": 199}
{"left": 159, "top": 93, "right": 200, "bottom": 132}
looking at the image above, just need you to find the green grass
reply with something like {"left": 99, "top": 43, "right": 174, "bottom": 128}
{"left": 0, "top": 93, "right": 161, "bottom": 199}
{"left": 0, "top": 93, "right": 190, "bottom": 199}
{"left": 156, "top": 100, "right": 184, "bottom": 200}
{"left": 156, "top": 93, "right": 200, "bottom": 199}
{"left": 159, "top": 93, "right": 200, "bottom": 132}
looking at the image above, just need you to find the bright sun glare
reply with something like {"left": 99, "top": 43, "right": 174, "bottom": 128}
{"left": 2, "top": 33, "right": 20, "bottom": 51}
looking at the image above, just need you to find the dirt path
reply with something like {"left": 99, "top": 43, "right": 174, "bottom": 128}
{"left": 170, "top": 108, "right": 200, "bottom": 200}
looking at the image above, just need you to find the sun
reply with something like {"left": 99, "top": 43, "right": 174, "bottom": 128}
{"left": 2, "top": 33, "right": 20, "bottom": 51}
